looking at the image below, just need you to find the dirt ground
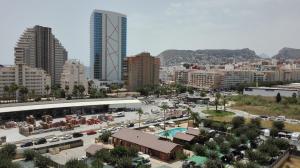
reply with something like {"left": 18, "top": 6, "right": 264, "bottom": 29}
{"left": 280, "top": 156, "right": 300, "bottom": 168}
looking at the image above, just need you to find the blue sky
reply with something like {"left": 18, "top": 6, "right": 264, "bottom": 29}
{"left": 1, "top": 0, "right": 300, "bottom": 66}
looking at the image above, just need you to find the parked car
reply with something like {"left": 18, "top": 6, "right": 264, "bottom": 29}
{"left": 21, "top": 141, "right": 33, "bottom": 148}
{"left": 132, "top": 157, "right": 151, "bottom": 168}
{"left": 49, "top": 137, "right": 60, "bottom": 142}
{"left": 60, "top": 134, "right": 72, "bottom": 140}
{"left": 86, "top": 130, "right": 97, "bottom": 135}
{"left": 73, "top": 132, "right": 83, "bottom": 138}
{"left": 34, "top": 138, "right": 47, "bottom": 145}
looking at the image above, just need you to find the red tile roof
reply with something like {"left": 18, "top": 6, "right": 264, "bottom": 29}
{"left": 174, "top": 132, "right": 195, "bottom": 142}
{"left": 186, "top": 127, "right": 200, "bottom": 136}
{"left": 112, "top": 128, "right": 179, "bottom": 154}
{"left": 85, "top": 144, "right": 105, "bottom": 156}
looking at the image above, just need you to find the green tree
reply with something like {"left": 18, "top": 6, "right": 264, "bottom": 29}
{"left": 193, "top": 144, "right": 207, "bottom": 156}
{"left": 45, "top": 85, "right": 50, "bottom": 98}
{"left": 65, "top": 85, "right": 70, "bottom": 96}
{"left": 73, "top": 85, "right": 79, "bottom": 97}
{"left": 116, "top": 157, "right": 132, "bottom": 168}
{"left": 258, "top": 143, "right": 280, "bottom": 157}
{"left": 137, "top": 109, "right": 143, "bottom": 128}
{"left": 99, "top": 131, "right": 112, "bottom": 143}
{"left": 270, "top": 128, "right": 279, "bottom": 137}
{"left": 205, "top": 141, "right": 217, "bottom": 150}
{"left": 19, "top": 85, "right": 28, "bottom": 102}
{"left": 220, "top": 143, "right": 230, "bottom": 154}
{"left": 250, "top": 118, "right": 261, "bottom": 128}
{"left": 111, "top": 146, "right": 128, "bottom": 157}
{"left": 222, "top": 95, "right": 227, "bottom": 111}
{"left": 272, "top": 120, "right": 285, "bottom": 130}
{"left": 78, "top": 85, "right": 85, "bottom": 98}
{"left": 160, "top": 102, "right": 169, "bottom": 130}
{"left": 0, "top": 144, "right": 17, "bottom": 159}
{"left": 91, "top": 158, "right": 103, "bottom": 168}
{"left": 23, "top": 149, "right": 36, "bottom": 161}
{"left": 65, "top": 159, "right": 88, "bottom": 168}
{"left": 204, "top": 159, "right": 223, "bottom": 168}
{"left": 163, "top": 131, "right": 170, "bottom": 139}
{"left": 9, "top": 83, "right": 19, "bottom": 102}
{"left": 175, "top": 151, "right": 188, "bottom": 160}
{"left": 266, "top": 138, "right": 290, "bottom": 150}
{"left": 3, "top": 85, "right": 9, "bottom": 100}
{"left": 214, "top": 92, "right": 221, "bottom": 112}
{"left": 34, "top": 155, "right": 51, "bottom": 168}
{"left": 232, "top": 116, "right": 245, "bottom": 128}
{"left": 276, "top": 93, "right": 282, "bottom": 103}
{"left": 94, "top": 149, "right": 112, "bottom": 163}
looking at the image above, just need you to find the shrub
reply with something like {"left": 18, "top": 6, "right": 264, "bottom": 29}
{"left": 23, "top": 149, "right": 36, "bottom": 161}
{"left": 111, "top": 146, "right": 128, "bottom": 157}
{"left": 270, "top": 128, "right": 279, "bottom": 137}
{"left": 34, "top": 155, "right": 52, "bottom": 168}
{"left": 246, "top": 129, "right": 260, "bottom": 141}
{"left": 232, "top": 116, "right": 245, "bottom": 129}
{"left": 229, "top": 138, "right": 240, "bottom": 149}
{"left": 175, "top": 151, "right": 188, "bottom": 160}
{"left": 258, "top": 143, "right": 280, "bottom": 157}
{"left": 240, "top": 134, "right": 248, "bottom": 144}
{"left": 193, "top": 144, "right": 207, "bottom": 156}
{"left": 205, "top": 159, "right": 223, "bottom": 168}
{"left": 0, "top": 144, "right": 17, "bottom": 159}
{"left": 220, "top": 143, "right": 230, "bottom": 154}
{"left": 205, "top": 141, "right": 217, "bottom": 150}
{"left": 272, "top": 121, "right": 285, "bottom": 130}
{"left": 214, "top": 135, "right": 225, "bottom": 144}
{"left": 267, "top": 138, "right": 290, "bottom": 150}
{"left": 207, "top": 151, "right": 219, "bottom": 160}
{"left": 116, "top": 157, "right": 132, "bottom": 168}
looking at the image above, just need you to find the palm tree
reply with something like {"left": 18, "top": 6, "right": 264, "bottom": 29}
{"left": 3, "top": 85, "right": 9, "bottom": 100}
{"left": 9, "top": 83, "right": 19, "bottom": 102}
{"left": 137, "top": 109, "right": 144, "bottom": 128}
{"left": 65, "top": 85, "right": 69, "bottom": 96}
{"left": 222, "top": 95, "right": 227, "bottom": 111}
{"left": 19, "top": 86, "right": 28, "bottom": 102}
{"left": 160, "top": 102, "right": 169, "bottom": 130}
{"left": 45, "top": 85, "right": 50, "bottom": 98}
{"left": 190, "top": 112, "right": 200, "bottom": 126}
{"left": 78, "top": 85, "right": 85, "bottom": 98}
{"left": 215, "top": 92, "right": 221, "bottom": 112}
{"left": 186, "top": 107, "right": 192, "bottom": 119}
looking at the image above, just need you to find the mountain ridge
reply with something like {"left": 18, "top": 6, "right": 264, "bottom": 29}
{"left": 157, "top": 48, "right": 260, "bottom": 66}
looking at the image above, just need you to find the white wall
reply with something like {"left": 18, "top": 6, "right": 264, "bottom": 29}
{"left": 243, "top": 88, "right": 298, "bottom": 97}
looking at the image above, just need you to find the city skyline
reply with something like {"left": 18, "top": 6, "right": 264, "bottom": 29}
{"left": 1, "top": 0, "right": 300, "bottom": 66}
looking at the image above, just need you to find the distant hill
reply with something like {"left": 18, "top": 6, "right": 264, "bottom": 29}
{"left": 259, "top": 53, "right": 270, "bottom": 58}
{"left": 273, "top": 47, "right": 300, "bottom": 60}
{"left": 157, "top": 48, "right": 260, "bottom": 66}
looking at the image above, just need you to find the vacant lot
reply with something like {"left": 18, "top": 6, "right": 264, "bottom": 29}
{"left": 230, "top": 95, "right": 300, "bottom": 120}
{"left": 208, "top": 116, "right": 300, "bottom": 132}
{"left": 202, "top": 110, "right": 234, "bottom": 117}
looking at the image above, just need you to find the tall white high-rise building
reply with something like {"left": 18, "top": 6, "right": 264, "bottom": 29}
{"left": 90, "top": 10, "right": 127, "bottom": 82}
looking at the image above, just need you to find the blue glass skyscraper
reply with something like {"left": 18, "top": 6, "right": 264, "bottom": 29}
{"left": 90, "top": 10, "right": 127, "bottom": 82}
